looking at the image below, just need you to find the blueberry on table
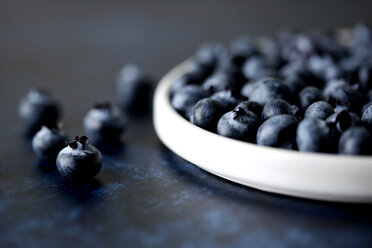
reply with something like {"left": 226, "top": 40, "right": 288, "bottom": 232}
{"left": 241, "top": 77, "right": 292, "bottom": 106}
{"left": 83, "top": 102, "right": 126, "bottom": 144}
{"left": 217, "top": 107, "right": 259, "bottom": 142}
{"left": 304, "top": 101, "right": 334, "bottom": 120}
{"left": 32, "top": 123, "right": 67, "bottom": 161}
{"left": 296, "top": 118, "right": 334, "bottom": 153}
{"left": 56, "top": 136, "right": 102, "bottom": 180}
{"left": 256, "top": 114, "right": 298, "bottom": 148}
{"left": 299, "top": 86, "right": 323, "bottom": 110}
{"left": 261, "top": 99, "right": 299, "bottom": 121}
{"left": 116, "top": 64, "right": 153, "bottom": 115}
{"left": 18, "top": 88, "right": 60, "bottom": 135}
{"left": 171, "top": 85, "right": 209, "bottom": 120}
{"left": 210, "top": 90, "right": 242, "bottom": 111}
{"left": 191, "top": 98, "right": 225, "bottom": 132}
{"left": 338, "top": 127, "right": 372, "bottom": 155}
{"left": 235, "top": 100, "right": 263, "bottom": 117}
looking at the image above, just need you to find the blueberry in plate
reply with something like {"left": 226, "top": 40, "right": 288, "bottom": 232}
{"left": 256, "top": 114, "right": 298, "bottom": 148}
{"left": 242, "top": 56, "right": 275, "bottom": 80}
{"left": 326, "top": 109, "right": 359, "bottom": 133}
{"left": 261, "top": 99, "right": 299, "bottom": 121}
{"left": 116, "top": 64, "right": 153, "bottom": 114}
{"left": 18, "top": 88, "right": 61, "bottom": 135}
{"left": 191, "top": 98, "right": 225, "bottom": 132}
{"left": 235, "top": 100, "right": 263, "bottom": 117}
{"left": 299, "top": 86, "right": 323, "bottom": 110}
{"left": 202, "top": 70, "right": 241, "bottom": 94}
{"left": 338, "top": 126, "right": 372, "bottom": 155}
{"left": 32, "top": 123, "right": 67, "bottom": 161}
{"left": 83, "top": 102, "right": 126, "bottom": 144}
{"left": 210, "top": 89, "right": 242, "bottom": 111}
{"left": 228, "top": 36, "right": 258, "bottom": 67}
{"left": 56, "top": 136, "right": 102, "bottom": 181}
{"left": 241, "top": 77, "right": 292, "bottom": 106}
{"left": 296, "top": 118, "right": 334, "bottom": 153}
{"left": 217, "top": 107, "right": 259, "bottom": 142}
{"left": 361, "top": 104, "right": 372, "bottom": 128}
{"left": 282, "top": 74, "right": 306, "bottom": 98}
{"left": 304, "top": 101, "right": 334, "bottom": 120}
{"left": 171, "top": 85, "right": 209, "bottom": 120}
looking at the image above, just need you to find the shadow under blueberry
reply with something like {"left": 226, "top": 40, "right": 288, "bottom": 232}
{"left": 59, "top": 178, "right": 103, "bottom": 204}
{"left": 161, "top": 145, "right": 372, "bottom": 224}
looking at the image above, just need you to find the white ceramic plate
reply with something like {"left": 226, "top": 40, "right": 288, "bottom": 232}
{"left": 153, "top": 60, "right": 372, "bottom": 203}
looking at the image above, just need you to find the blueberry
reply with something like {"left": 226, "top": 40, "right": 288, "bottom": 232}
{"left": 210, "top": 90, "right": 242, "bottom": 111}
{"left": 241, "top": 77, "right": 292, "bottom": 106}
{"left": 56, "top": 136, "right": 103, "bottom": 180}
{"left": 361, "top": 104, "right": 372, "bottom": 128}
{"left": 18, "top": 88, "right": 60, "bottom": 135}
{"left": 217, "top": 107, "right": 259, "bottom": 142}
{"left": 256, "top": 36, "right": 282, "bottom": 68}
{"left": 362, "top": 100, "right": 372, "bottom": 114}
{"left": 194, "top": 42, "right": 224, "bottom": 70}
{"left": 307, "top": 55, "right": 334, "bottom": 80}
{"left": 235, "top": 100, "right": 263, "bottom": 117}
{"left": 32, "top": 123, "right": 67, "bottom": 161}
{"left": 256, "top": 114, "right": 298, "bottom": 148}
{"left": 202, "top": 71, "right": 241, "bottom": 94}
{"left": 322, "top": 79, "right": 361, "bottom": 111}
{"left": 116, "top": 64, "right": 153, "bottom": 114}
{"left": 326, "top": 110, "right": 359, "bottom": 132}
{"left": 358, "top": 66, "right": 372, "bottom": 91}
{"left": 304, "top": 101, "right": 334, "bottom": 120}
{"left": 228, "top": 36, "right": 257, "bottom": 67}
{"left": 262, "top": 99, "right": 299, "bottom": 121}
{"left": 282, "top": 75, "right": 306, "bottom": 97}
{"left": 296, "top": 118, "right": 334, "bottom": 153}
{"left": 280, "top": 61, "right": 325, "bottom": 89}
{"left": 299, "top": 86, "right": 323, "bottom": 110}
{"left": 280, "top": 33, "right": 315, "bottom": 61}
{"left": 338, "top": 127, "right": 372, "bottom": 155}
{"left": 83, "top": 103, "right": 126, "bottom": 144}
{"left": 171, "top": 85, "right": 208, "bottom": 119}
{"left": 191, "top": 98, "right": 225, "bottom": 132}
{"left": 242, "top": 56, "right": 275, "bottom": 80}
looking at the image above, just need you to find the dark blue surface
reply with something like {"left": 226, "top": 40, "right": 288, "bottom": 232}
{"left": 1, "top": 1, "right": 372, "bottom": 247}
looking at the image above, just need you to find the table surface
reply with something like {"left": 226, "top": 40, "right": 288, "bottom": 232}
{"left": 1, "top": 1, "right": 372, "bottom": 247}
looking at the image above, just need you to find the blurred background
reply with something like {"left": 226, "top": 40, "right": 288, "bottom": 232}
{"left": 2, "top": 1, "right": 372, "bottom": 247}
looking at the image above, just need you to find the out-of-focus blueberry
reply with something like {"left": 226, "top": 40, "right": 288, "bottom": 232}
{"left": 299, "top": 86, "right": 323, "bottom": 110}
{"left": 338, "top": 126, "right": 372, "bottom": 155}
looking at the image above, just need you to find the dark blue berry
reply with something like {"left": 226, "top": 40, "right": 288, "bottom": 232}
{"left": 191, "top": 98, "right": 225, "bottom": 132}
{"left": 242, "top": 56, "right": 275, "bottom": 80}
{"left": 217, "top": 107, "right": 259, "bottom": 142}
{"left": 83, "top": 103, "right": 126, "bottom": 144}
{"left": 299, "top": 86, "right": 323, "bottom": 110}
{"left": 304, "top": 101, "right": 334, "bottom": 120}
{"left": 361, "top": 104, "right": 372, "bottom": 128}
{"left": 235, "top": 100, "right": 263, "bottom": 117}
{"left": 202, "top": 71, "right": 241, "bottom": 94}
{"left": 322, "top": 79, "right": 361, "bottom": 111}
{"left": 56, "top": 136, "right": 102, "bottom": 181}
{"left": 326, "top": 110, "right": 360, "bottom": 133}
{"left": 338, "top": 127, "right": 372, "bottom": 155}
{"left": 262, "top": 99, "right": 299, "bottom": 121}
{"left": 171, "top": 85, "right": 208, "bottom": 119}
{"left": 210, "top": 90, "right": 242, "bottom": 111}
{"left": 257, "top": 114, "right": 298, "bottom": 148}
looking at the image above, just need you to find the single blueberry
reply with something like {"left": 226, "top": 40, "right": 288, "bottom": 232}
{"left": 241, "top": 77, "right": 292, "bottom": 106}
{"left": 282, "top": 75, "right": 306, "bottom": 98}
{"left": 228, "top": 36, "right": 257, "bottom": 67}
{"left": 304, "top": 101, "right": 334, "bottom": 120}
{"left": 171, "top": 85, "right": 209, "bottom": 120}
{"left": 262, "top": 99, "right": 299, "bottom": 121}
{"left": 322, "top": 79, "right": 361, "bottom": 111}
{"left": 338, "top": 126, "right": 372, "bottom": 155}
{"left": 235, "top": 100, "right": 263, "bottom": 117}
{"left": 83, "top": 103, "right": 126, "bottom": 144}
{"left": 191, "top": 98, "right": 225, "bottom": 132}
{"left": 210, "top": 90, "right": 242, "bottom": 111}
{"left": 326, "top": 110, "right": 359, "bottom": 133}
{"left": 116, "top": 64, "right": 153, "bottom": 114}
{"left": 217, "top": 107, "right": 259, "bottom": 142}
{"left": 18, "top": 88, "right": 61, "bottom": 135}
{"left": 299, "top": 86, "right": 323, "bottom": 110}
{"left": 361, "top": 104, "right": 372, "bottom": 128}
{"left": 194, "top": 42, "right": 225, "bottom": 70}
{"left": 256, "top": 114, "right": 298, "bottom": 148}
{"left": 296, "top": 118, "right": 334, "bottom": 153}
{"left": 56, "top": 136, "right": 103, "bottom": 181}
{"left": 32, "top": 123, "right": 67, "bottom": 161}
{"left": 202, "top": 71, "right": 241, "bottom": 94}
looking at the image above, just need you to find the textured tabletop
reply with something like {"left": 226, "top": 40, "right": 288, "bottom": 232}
{"left": 1, "top": 1, "right": 372, "bottom": 247}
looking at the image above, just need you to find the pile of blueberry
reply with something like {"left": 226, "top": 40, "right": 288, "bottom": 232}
{"left": 171, "top": 24, "right": 372, "bottom": 155}
{"left": 19, "top": 65, "right": 153, "bottom": 180}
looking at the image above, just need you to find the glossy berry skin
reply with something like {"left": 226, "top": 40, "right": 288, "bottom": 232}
{"left": 116, "top": 64, "right": 153, "bottom": 114}
{"left": 256, "top": 114, "right": 298, "bottom": 148}
{"left": 299, "top": 86, "right": 323, "bottom": 110}
{"left": 18, "top": 88, "right": 60, "bottom": 135}
{"left": 210, "top": 90, "right": 241, "bottom": 111}
{"left": 261, "top": 99, "right": 299, "bottom": 121}
{"left": 202, "top": 71, "right": 240, "bottom": 94}
{"left": 362, "top": 105, "right": 372, "bottom": 128}
{"left": 296, "top": 118, "right": 333, "bottom": 153}
{"left": 241, "top": 77, "right": 291, "bottom": 106}
{"left": 191, "top": 98, "right": 225, "bottom": 132}
{"left": 304, "top": 101, "right": 334, "bottom": 120}
{"left": 32, "top": 125, "right": 67, "bottom": 161}
{"left": 83, "top": 103, "right": 125, "bottom": 144}
{"left": 217, "top": 108, "right": 259, "bottom": 142}
{"left": 56, "top": 136, "right": 102, "bottom": 181}
{"left": 235, "top": 101, "right": 263, "bottom": 117}
{"left": 338, "top": 127, "right": 372, "bottom": 155}
{"left": 171, "top": 85, "right": 208, "bottom": 119}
